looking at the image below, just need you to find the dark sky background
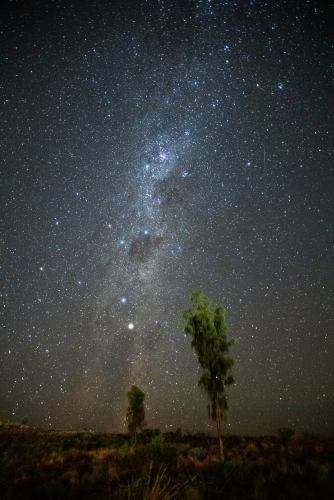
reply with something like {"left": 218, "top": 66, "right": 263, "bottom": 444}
{"left": 1, "top": 0, "right": 333, "bottom": 436}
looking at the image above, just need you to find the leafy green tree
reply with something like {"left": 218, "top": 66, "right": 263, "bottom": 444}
{"left": 183, "top": 291, "right": 234, "bottom": 460}
{"left": 126, "top": 385, "right": 146, "bottom": 443}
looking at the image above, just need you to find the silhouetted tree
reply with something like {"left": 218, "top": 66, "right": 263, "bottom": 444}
{"left": 126, "top": 385, "right": 146, "bottom": 443}
{"left": 183, "top": 291, "right": 234, "bottom": 460}
{"left": 20, "top": 415, "right": 29, "bottom": 426}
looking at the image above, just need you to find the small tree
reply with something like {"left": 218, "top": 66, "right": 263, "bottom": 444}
{"left": 20, "top": 415, "right": 29, "bottom": 426}
{"left": 183, "top": 291, "right": 234, "bottom": 461}
{"left": 126, "top": 385, "right": 146, "bottom": 443}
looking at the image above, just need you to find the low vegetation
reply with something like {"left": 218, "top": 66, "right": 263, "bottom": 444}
{"left": 0, "top": 425, "right": 333, "bottom": 499}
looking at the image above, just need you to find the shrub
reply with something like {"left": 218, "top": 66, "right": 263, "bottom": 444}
{"left": 243, "top": 442, "right": 259, "bottom": 458}
{"left": 152, "top": 434, "right": 165, "bottom": 444}
{"left": 144, "top": 443, "right": 178, "bottom": 470}
{"left": 20, "top": 416, "right": 29, "bottom": 426}
{"left": 177, "top": 443, "right": 190, "bottom": 457}
{"left": 204, "top": 459, "right": 235, "bottom": 484}
{"left": 277, "top": 427, "right": 295, "bottom": 445}
{"left": 188, "top": 447, "right": 206, "bottom": 460}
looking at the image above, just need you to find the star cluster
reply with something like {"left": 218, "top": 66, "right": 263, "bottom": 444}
{"left": 1, "top": 0, "right": 333, "bottom": 435}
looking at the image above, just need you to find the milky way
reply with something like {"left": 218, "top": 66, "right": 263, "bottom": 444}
{"left": 1, "top": 0, "right": 333, "bottom": 435}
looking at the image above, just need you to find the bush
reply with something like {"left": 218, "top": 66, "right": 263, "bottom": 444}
{"left": 277, "top": 427, "right": 295, "bottom": 445}
{"left": 243, "top": 442, "right": 259, "bottom": 458}
{"left": 204, "top": 460, "right": 235, "bottom": 484}
{"left": 188, "top": 447, "right": 206, "bottom": 460}
{"left": 145, "top": 443, "right": 178, "bottom": 470}
{"left": 152, "top": 434, "right": 165, "bottom": 444}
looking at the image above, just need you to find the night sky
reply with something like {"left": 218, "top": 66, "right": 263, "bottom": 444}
{"left": 1, "top": 0, "right": 333, "bottom": 436}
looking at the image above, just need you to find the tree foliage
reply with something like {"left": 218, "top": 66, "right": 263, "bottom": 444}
{"left": 183, "top": 291, "right": 235, "bottom": 460}
{"left": 126, "top": 385, "right": 146, "bottom": 442}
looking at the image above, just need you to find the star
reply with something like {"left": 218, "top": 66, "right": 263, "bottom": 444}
{"left": 1, "top": 0, "right": 332, "bottom": 436}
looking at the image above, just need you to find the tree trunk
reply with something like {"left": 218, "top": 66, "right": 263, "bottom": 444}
{"left": 216, "top": 404, "right": 224, "bottom": 461}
